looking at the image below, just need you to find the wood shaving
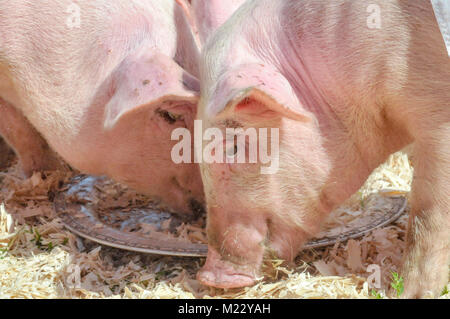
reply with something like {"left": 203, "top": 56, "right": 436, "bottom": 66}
{"left": 0, "top": 151, "right": 449, "bottom": 299}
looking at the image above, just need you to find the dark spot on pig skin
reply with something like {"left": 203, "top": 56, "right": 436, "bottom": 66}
{"left": 142, "top": 80, "right": 150, "bottom": 86}
{"left": 159, "top": 82, "right": 163, "bottom": 86}
{"left": 221, "top": 119, "right": 243, "bottom": 128}
{"left": 155, "top": 108, "right": 183, "bottom": 124}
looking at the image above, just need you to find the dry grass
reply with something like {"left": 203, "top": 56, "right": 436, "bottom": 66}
{"left": 0, "top": 152, "right": 449, "bottom": 299}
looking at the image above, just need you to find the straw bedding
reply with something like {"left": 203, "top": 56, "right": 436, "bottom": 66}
{"left": 0, "top": 151, "right": 449, "bottom": 299}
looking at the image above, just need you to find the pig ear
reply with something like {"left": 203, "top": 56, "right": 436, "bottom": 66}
{"left": 103, "top": 52, "right": 199, "bottom": 129}
{"left": 175, "top": 0, "right": 202, "bottom": 49}
{"left": 209, "top": 64, "right": 310, "bottom": 122}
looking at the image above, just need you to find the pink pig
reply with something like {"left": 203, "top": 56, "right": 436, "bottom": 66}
{"left": 195, "top": 0, "right": 450, "bottom": 298}
{"left": 0, "top": 0, "right": 206, "bottom": 214}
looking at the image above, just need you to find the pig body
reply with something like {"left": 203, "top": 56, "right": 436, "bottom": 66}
{"left": 197, "top": 0, "right": 450, "bottom": 298}
{"left": 0, "top": 0, "right": 205, "bottom": 214}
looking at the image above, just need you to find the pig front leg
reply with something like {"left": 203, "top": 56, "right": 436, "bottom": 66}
{"left": 399, "top": 131, "right": 450, "bottom": 298}
{"left": 0, "top": 98, "right": 61, "bottom": 177}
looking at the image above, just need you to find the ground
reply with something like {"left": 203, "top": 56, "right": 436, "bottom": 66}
{"left": 0, "top": 151, "right": 449, "bottom": 299}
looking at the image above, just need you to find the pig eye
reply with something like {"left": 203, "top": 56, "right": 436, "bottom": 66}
{"left": 226, "top": 144, "right": 239, "bottom": 158}
{"left": 155, "top": 108, "right": 183, "bottom": 124}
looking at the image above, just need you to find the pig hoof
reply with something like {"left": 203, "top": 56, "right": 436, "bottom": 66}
{"left": 197, "top": 269, "right": 256, "bottom": 289}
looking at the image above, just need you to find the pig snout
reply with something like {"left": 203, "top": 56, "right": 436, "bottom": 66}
{"left": 197, "top": 203, "right": 313, "bottom": 288}
{"left": 197, "top": 248, "right": 259, "bottom": 289}
{"left": 197, "top": 207, "right": 268, "bottom": 288}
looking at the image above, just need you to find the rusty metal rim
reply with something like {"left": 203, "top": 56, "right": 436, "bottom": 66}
{"left": 54, "top": 176, "right": 407, "bottom": 257}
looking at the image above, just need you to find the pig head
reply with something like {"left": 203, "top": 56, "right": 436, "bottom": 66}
{"left": 196, "top": 0, "right": 450, "bottom": 298}
{"left": 0, "top": 0, "right": 204, "bottom": 215}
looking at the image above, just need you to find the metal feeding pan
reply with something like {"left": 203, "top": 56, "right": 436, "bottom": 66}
{"left": 54, "top": 175, "right": 407, "bottom": 257}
